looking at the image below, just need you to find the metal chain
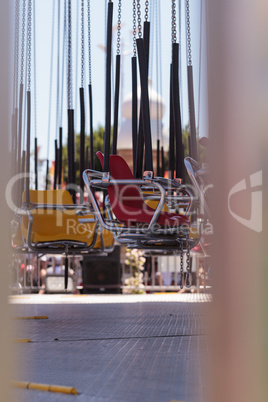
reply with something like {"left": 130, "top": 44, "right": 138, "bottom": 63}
{"left": 137, "top": 0, "right": 142, "bottom": 39}
{"left": 20, "top": 0, "right": 26, "bottom": 85}
{"left": 67, "top": 0, "right": 73, "bottom": 109}
{"left": 171, "top": 0, "right": 176, "bottom": 43}
{"left": 132, "top": 0, "right": 137, "bottom": 56}
{"left": 186, "top": 0, "right": 192, "bottom": 66}
{"left": 180, "top": 242, "right": 184, "bottom": 289}
{"left": 27, "top": 0, "right": 32, "bottom": 91}
{"left": 185, "top": 241, "right": 192, "bottom": 287}
{"left": 81, "top": 0, "right": 85, "bottom": 87}
{"left": 117, "top": 0, "right": 122, "bottom": 56}
{"left": 87, "top": 0, "right": 92, "bottom": 85}
{"left": 145, "top": 0, "right": 149, "bottom": 22}
{"left": 13, "top": 0, "right": 20, "bottom": 109}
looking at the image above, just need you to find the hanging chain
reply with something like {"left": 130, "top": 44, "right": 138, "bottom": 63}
{"left": 87, "top": 0, "right": 92, "bottom": 85}
{"left": 67, "top": 0, "right": 73, "bottom": 109}
{"left": 132, "top": 0, "right": 137, "bottom": 56}
{"left": 144, "top": 0, "right": 149, "bottom": 22}
{"left": 185, "top": 241, "right": 192, "bottom": 288}
{"left": 186, "top": 0, "right": 192, "bottom": 66}
{"left": 171, "top": 0, "right": 176, "bottom": 44}
{"left": 117, "top": 0, "right": 122, "bottom": 56}
{"left": 20, "top": 0, "right": 26, "bottom": 85}
{"left": 27, "top": 0, "right": 32, "bottom": 92}
{"left": 137, "top": 0, "right": 142, "bottom": 39}
{"left": 13, "top": 0, "right": 20, "bottom": 109}
{"left": 180, "top": 242, "right": 184, "bottom": 289}
{"left": 81, "top": 0, "right": 85, "bottom": 87}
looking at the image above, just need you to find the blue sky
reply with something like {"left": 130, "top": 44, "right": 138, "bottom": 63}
{"left": 31, "top": 0, "right": 207, "bottom": 162}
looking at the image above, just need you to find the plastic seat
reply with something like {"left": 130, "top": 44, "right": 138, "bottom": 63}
{"left": 96, "top": 152, "right": 190, "bottom": 228}
{"left": 11, "top": 189, "right": 111, "bottom": 250}
{"left": 19, "top": 190, "right": 95, "bottom": 246}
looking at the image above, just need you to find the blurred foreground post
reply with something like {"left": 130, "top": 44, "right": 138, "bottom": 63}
{"left": 0, "top": 0, "right": 13, "bottom": 400}
{"left": 207, "top": 0, "right": 268, "bottom": 401}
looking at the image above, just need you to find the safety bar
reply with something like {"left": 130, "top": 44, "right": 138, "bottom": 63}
{"left": 83, "top": 169, "right": 192, "bottom": 238}
{"left": 184, "top": 157, "right": 210, "bottom": 219}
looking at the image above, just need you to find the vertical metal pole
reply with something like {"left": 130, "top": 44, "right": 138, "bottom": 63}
{"left": 59, "top": 127, "right": 62, "bottom": 187}
{"left": 34, "top": 137, "right": 38, "bottom": 190}
{"left": 132, "top": 56, "right": 137, "bottom": 173}
{"left": 103, "top": 1, "right": 113, "bottom": 173}
{"left": 152, "top": 256, "right": 155, "bottom": 289}
{"left": 88, "top": 84, "right": 94, "bottom": 169}
{"left": 112, "top": 54, "right": 121, "bottom": 154}
{"left": 79, "top": 87, "right": 85, "bottom": 202}
{"left": 25, "top": 91, "right": 31, "bottom": 205}
{"left": 54, "top": 139, "right": 58, "bottom": 190}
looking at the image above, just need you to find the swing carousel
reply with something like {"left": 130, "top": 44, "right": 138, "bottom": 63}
{"left": 10, "top": 0, "right": 210, "bottom": 293}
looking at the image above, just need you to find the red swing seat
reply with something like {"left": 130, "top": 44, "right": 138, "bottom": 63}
{"left": 96, "top": 152, "right": 190, "bottom": 228}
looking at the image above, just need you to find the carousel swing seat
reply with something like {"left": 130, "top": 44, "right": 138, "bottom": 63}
{"left": 13, "top": 189, "right": 114, "bottom": 255}
{"left": 83, "top": 153, "right": 199, "bottom": 251}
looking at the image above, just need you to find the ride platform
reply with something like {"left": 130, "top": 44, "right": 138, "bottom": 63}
{"left": 10, "top": 293, "right": 210, "bottom": 402}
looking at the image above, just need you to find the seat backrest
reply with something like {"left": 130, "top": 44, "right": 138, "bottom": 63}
{"left": 22, "top": 189, "right": 74, "bottom": 205}
{"left": 96, "top": 152, "right": 142, "bottom": 204}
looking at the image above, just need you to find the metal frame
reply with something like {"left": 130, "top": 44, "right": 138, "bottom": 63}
{"left": 83, "top": 169, "right": 199, "bottom": 251}
{"left": 12, "top": 202, "right": 114, "bottom": 256}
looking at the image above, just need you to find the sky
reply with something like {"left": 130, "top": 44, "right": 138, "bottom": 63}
{"left": 16, "top": 0, "right": 208, "bottom": 163}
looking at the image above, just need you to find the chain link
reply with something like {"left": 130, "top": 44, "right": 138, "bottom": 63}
{"left": 137, "top": 0, "right": 142, "bottom": 39}
{"left": 180, "top": 242, "right": 184, "bottom": 289}
{"left": 145, "top": 0, "right": 149, "bottom": 22}
{"left": 186, "top": 0, "right": 192, "bottom": 66}
{"left": 67, "top": 0, "right": 73, "bottom": 109}
{"left": 13, "top": 0, "right": 20, "bottom": 109}
{"left": 132, "top": 0, "right": 137, "bottom": 57}
{"left": 185, "top": 241, "right": 192, "bottom": 288}
{"left": 171, "top": 0, "right": 176, "bottom": 43}
{"left": 27, "top": 0, "right": 32, "bottom": 91}
{"left": 117, "top": 0, "right": 122, "bottom": 56}
{"left": 21, "top": 0, "right": 26, "bottom": 85}
{"left": 87, "top": 0, "right": 92, "bottom": 85}
{"left": 81, "top": 0, "right": 85, "bottom": 87}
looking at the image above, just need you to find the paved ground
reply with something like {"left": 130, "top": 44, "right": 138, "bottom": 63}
{"left": 10, "top": 294, "right": 210, "bottom": 402}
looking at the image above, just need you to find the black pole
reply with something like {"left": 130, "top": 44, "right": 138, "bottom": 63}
{"left": 54, "top": 139, "right": 58, "bottom": 190}
{"left": 161, "top": 146, "right": 165, "bottom": 177}
{"left": 103, "top": 1, "right": 113, "bottom": 173}
{"left": 168, "top": 64, "right": 175, "bottom": 177}
{"left": 67, "top": 108, "right": 76, "bottom": 202}
{"left": 135, "top": 22, "right": 150, "bottom": 178}
{"left": 131, "top": 56, "right": 137, "bottom": 174}
{"left": 34, "top": 137, "right": 38, "bottom": 190}
{"left": 187, "top": 65, "right": 198, "bottom": 161}
{"left": 86, "top": 146, "right": 89, "bottom": 168}
{"left": 21, "top": 150, "right": 26, "bottom": 201}
{"left": 88, "top": 84, "right": 94, "bottom": 169}
{"left": 136, "top": 37, "right": 153, "bottom": 173}
{"left": 157, "top": 139, "right": 160, "bottom": 176}
{"left": 79, "top": 87, "right": 85, "bottom": 202}
{"left": 58, "top": 127, "right": 62, "bottom": 187}
{"left": 112, "top": 54, "right": 120, "bottom": 154}
{"left": 172, "top": 43, "right": 184, "bottom": 180}
{"left": 45, "top": 159, "right": 49, "bottom": 190}
{"left": 64, "top": 255, "right": 68, "bottom": 290}
{"left": 17, "top": 84, "right": 23, "bottom": 176}
{"left": 11, "top": 110, "right": 18, "bottom": 205}
{"left": 26, "top": 91, "right": 31, "bottom": 205}
{"left": 12, "top": 110, "right": 18, "bottom": 171}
